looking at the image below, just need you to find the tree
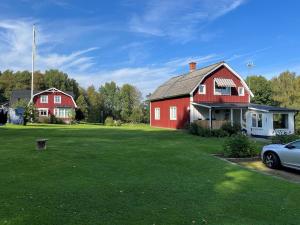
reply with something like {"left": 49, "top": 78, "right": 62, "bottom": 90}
{"left": 44, "top": 70, "right": 80, "bottom": 99}
{"left": 119, "top": 84, "right": 142, "bottom": 122}
{"left": 271, "top": 71, "right": 300, "bottom": 108}
{"left": 99, "top": 82, "right": 120, "bottom": 119}
{"left": 246, "top": 75, "right": 276, "bottom": 105}
{"left": 271, "top": 71, "right": 300, "bottom": 129}
{"left": 76, "top": 94, "right": 89, "bottom": 121}
{"left": 0, "top": 70, "right": 15, "bottom": 100}
{"left": 86, "top": 85, "right": 103, "bottom": 123}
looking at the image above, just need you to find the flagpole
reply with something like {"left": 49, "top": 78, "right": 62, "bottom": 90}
{"left": 31, "top": 24, "right": 35, "bottom": 102}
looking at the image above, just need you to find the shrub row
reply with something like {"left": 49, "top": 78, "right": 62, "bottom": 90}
{"left": 38, "top": 115, "right": 65, "bottom": 124}
{"left": 189, "top": 121, "right": 241, "bottom": 137}
{"left": 271, "top": 134, "right": 299, "bottom": 144}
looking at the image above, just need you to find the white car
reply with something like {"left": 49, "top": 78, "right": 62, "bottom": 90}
{"left": 261, "top": 140, "right": 300, "bottom": 170}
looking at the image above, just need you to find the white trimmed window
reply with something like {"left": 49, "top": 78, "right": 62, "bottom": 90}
{"left": 54, "top": 108, "right": 71, "bottom": 118}
{"left": 54, "top": 95, "right": 61, "bottom": 104}
{"left": 154, "top": 108, "right": 160, "bottom": 120}
{"left": 170, "top": 106, "right": 177, "bottom": 120}
{"left": 199, "top": 84, "right": 206, "bottom": 94}
{"left": 38, "top": 108, "right": 48, "bottom": 117}
{"left": 214, "top": 82, "right": 231, "bottom": 96}
{"left": 238, "top": 87, "right": 245, "bottom": 96}
{"left": 252, "top": 113, "right": 262, "bottom": 128}
{"left": 40, "top": 95, "right": 48, "bottom": 103}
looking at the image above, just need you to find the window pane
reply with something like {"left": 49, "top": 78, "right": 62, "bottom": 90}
{"left": 252, "top": 113, "right": 257, "bottom": 127}
{"left": 215, "top": 82, "right": 231, "bottom": 95}
{"left": 258, "top": 114, "right": 262, "bottom": 127}
{"left": 273, "top": 114, "right": 288, "bottom": 129}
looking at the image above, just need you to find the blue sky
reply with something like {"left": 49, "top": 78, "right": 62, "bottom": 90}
{"left": 0, "top": 0, "right": 299, "bottom": 96}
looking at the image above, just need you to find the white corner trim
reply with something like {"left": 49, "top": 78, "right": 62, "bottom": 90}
{"left": 149, "top": 102, "right": 152, "bottom": 126}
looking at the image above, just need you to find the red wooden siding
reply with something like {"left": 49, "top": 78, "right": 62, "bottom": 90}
{"left": 193, "top": 66, "right": 250, "bottom": 103}
{"left": 151, "top": 96, "right": 190, "bottom": 129}
{"left": 33, "top": 91, "right": 76, "bottom": 116}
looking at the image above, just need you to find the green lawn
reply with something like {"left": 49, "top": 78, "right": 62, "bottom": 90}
{"left": 0, "top": 124, "right": 299, "bottom": 225}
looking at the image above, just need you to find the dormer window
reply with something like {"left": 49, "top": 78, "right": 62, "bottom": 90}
{"left": 198, "top": 84, "right": 206, "bottom": 94}
{"left": 214, "top": 78, "right": 235, "bottom": 96}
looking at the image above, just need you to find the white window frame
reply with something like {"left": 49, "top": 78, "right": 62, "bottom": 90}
{"left": 54, "top": 108, "right": 71, "bottom": 118}
{"left": 54, "top": 95, "right": 61, "bottom": 104}
{"left": 214, "top": 81, "right": 231, "bottom": 96}
{"left": 170, "top": 106, "right": 177, "bottom": 121}
{"left": 40, "top": 95, "right": 48, "bottom": 103}
{"left": 198, "top": 84, "right": 206, "bottom": 94}
{"left": 238, "top": 87, "right": 245, "bottom": 96}
{"left": 252, "top": 113, "right": 263, "bottom": 128}
{"left": 38, "top": 108, "right": 48, "bottom": 117}
{"left": 154, "top": 108, "right": 160, "bottom": 120}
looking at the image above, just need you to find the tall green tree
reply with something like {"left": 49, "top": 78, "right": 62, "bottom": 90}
{"left": 246, "top": 75, "right": 275, "bottom": 105}
{"left": 99, "top": 82, "right": 120, "bottom": 119}
{"left": 119, "top": 84, "right": 142, "bottom": 122}
{"left": 44, "top": 70, "right": 80, "bottom": 99}
{"left": 271, "top": 71, "right": 300, "bottom": 108}
{"left": 0, "top": 70, "right": 15, "bottom": 100}
{"left": 76, "top": 94, "right": 89, "bottom": 121}
{"left": 271, "top": 71, "right": 300, "bottom": 129}
{"left": 86, "top": 85, "right": 103, "bottom": 123}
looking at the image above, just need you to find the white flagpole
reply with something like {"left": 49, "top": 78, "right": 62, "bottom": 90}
{"left": 31, "top": 24, "right": 35, "bottom": 102}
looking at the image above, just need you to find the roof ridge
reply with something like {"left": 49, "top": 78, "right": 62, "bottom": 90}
{"left": 149, "top": 61, "right": 225, "bottom": 100}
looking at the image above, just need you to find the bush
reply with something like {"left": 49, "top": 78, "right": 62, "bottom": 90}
{"left": 211, "top": 129, "right": 229, "bottom": 138}
{"left": 271, "top": 134, "right": 299, "bottom": 144}
{"left": 189, "top": 122, "right": 199, "bottom": 135}
{"left": 114, "top": 120, "right": 122, "bottom": 126}
{"left": 49, "top": 115, "right": 64, "bottom": 124}
{"left": 189, "top": 121, "right": 229, "bottom": 137}
{"left": 197, "top": 126, "right": 212, "bottom": 137}
{"left": 296, "top": 129, "right": 300, "bottom": 135}
{"left": 223, "top": 133, "right": 257, "bottom": 158}
{"left": 221, "top": 122, "right": 241, "bottom": 136}
{"left": 105, "top": 117, "right": 114, "bottom": 126}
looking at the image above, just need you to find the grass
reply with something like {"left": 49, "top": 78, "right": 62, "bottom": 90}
{"left": 0, "top": 124, "right": 300, "bottom": 225}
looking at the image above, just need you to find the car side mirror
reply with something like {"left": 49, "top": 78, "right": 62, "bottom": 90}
{"left": 285, "top": 144, "right": 295, "bottom": 149}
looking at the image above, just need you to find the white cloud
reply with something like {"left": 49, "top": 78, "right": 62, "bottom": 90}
{"left": 0, "top": 19, "right": 221, "bottom": 97}
{"left": 129, "top": 0, "right": 246, "bottom": 42}
{"left": 0, "top": 19, "right": 98, "bottom": 72}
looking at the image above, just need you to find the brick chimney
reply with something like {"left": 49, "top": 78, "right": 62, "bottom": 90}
{"left": 189, "top": 62, "right": 197, "bottom": 72}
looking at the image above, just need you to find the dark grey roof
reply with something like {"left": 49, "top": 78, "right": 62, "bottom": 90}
{"left": 249, "top": 104, "right": 299, "bottom": 112}
{"left": 193, "top": 102, "right": 298, "bottom": 112}
{"left": 10, "top": 89, "right": 75, "bottom": 106}
{"left": 149, "top": 61, "right": 224, "bottom": 101}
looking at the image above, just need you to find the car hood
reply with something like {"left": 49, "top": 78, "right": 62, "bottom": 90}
{"left": 263, "top": 144, "right": 284, "bottom": 150}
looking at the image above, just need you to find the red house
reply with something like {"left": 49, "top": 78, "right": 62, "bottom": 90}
{"left": 149, "top": 61, "right": 297, "bottom": 137}
{"left": 10, "top": 87, "right": 77, "bottom": 123}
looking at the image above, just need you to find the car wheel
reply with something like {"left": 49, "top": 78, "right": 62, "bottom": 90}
{"left": 264, "top": 152, "right": 281, "bottom": 169}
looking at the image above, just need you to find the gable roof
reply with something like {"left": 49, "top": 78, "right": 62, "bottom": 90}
{"left": 149, "top": 61, "right": 254, "bottom": 101}
{"left": 10, "top": 88, "right": 75, "bottom": 106}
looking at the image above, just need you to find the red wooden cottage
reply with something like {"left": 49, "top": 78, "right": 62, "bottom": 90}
{"left": 10, "top": 87, "right": 77, "bottom": 123}
{"left": 149, "top": 61, "right": 297, "bottom": 137}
